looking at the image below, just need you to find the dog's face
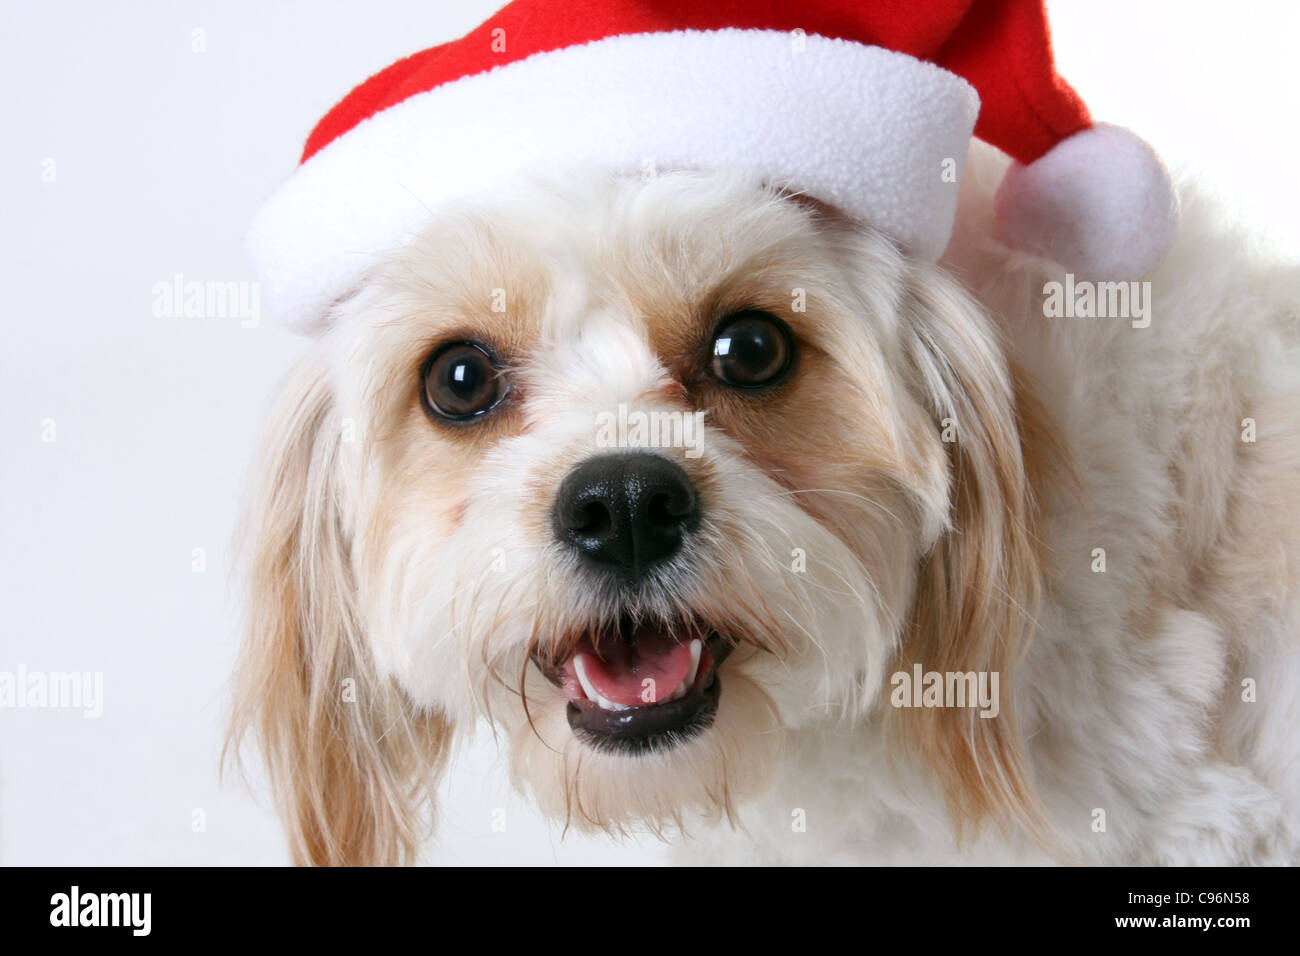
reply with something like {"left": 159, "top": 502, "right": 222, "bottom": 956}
{"left": 231, "top": 170, "right": 1045, "bottom": 864}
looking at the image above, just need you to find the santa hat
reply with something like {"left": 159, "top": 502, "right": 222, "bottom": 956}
{"left": 247, "top": 0, "right": 1179, "bottom": 334}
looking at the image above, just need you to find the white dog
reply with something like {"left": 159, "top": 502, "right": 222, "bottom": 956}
{"left": 226, "top": 139, "right": 1300, "bottom": 865}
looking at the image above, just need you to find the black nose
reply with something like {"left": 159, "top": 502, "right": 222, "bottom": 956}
{"left": 553, "top": 453, "right": 700, "bottom": 580}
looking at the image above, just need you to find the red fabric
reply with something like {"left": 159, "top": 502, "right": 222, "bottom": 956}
{"left": 301, "top": 0, "right": 1090, "bottom": 167}
{"left": 937, "top": 0, "right": 1090, "bottom": 163}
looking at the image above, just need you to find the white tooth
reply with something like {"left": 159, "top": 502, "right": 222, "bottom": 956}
{"left": 595, "top": 690, "right": 629, "bottom": 711}
{"left": 685, "top": 639, "right": 703, "bottom": 688}
{"left": 573, "top": 654, "right": 598, "bottom": 701}
{"left": 664, "top": 641, "right": 704, "bottom": 703}
{"left": 574, "top": 655, "right": 629, "bottom": 712}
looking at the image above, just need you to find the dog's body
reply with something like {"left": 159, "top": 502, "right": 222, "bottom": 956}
{"left": 231, "top": 144, "right": 1300, "bottom": 865}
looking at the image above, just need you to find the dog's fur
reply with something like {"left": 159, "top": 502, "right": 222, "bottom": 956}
{"left": 228, "top": 144, "right": 1300, "bottom": 865}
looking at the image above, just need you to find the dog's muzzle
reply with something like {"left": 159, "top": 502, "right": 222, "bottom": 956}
{"left": 538, "top": 453, "right": 727, "bottom": 754}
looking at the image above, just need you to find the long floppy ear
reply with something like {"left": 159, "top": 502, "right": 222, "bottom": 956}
{"left": 892, "top": 267, "right": 1067, "bottom": 848}
{"left": 224, "top": 352, "right": 451, "bottom": 866}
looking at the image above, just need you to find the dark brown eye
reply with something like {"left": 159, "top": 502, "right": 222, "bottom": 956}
{"left": 421, "top": 341, "right": 505, "bottom": 422}
{"left": 709, "top": 311, "right": 794, "bottom": 388}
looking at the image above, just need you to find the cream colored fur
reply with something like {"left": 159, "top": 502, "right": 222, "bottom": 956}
{"left": 229, "top": 145, "right": 1300, "bottom": 865}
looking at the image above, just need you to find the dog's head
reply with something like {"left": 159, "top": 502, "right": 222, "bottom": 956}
{"left": 228, "top": 169, "right": 1049, "bottom": 864}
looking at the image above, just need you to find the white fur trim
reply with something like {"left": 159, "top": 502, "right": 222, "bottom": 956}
{"left": 245, "top": 29, "right": 978, "bottom": 333}
{"left": 995, "top": 122, "right": 1179, "bottom": 280}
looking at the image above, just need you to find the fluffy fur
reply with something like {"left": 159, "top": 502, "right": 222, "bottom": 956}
{"left": 227, "top": 145, "right": 1300, "bottom": 865}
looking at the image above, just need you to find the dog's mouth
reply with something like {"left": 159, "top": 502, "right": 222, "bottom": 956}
{"left": 533, "top": 615, "right": 732, "bottom": 755}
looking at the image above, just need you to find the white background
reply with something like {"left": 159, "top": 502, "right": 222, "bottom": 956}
{"left": 2, "top": 1, "right": 1297, "bottom": 865}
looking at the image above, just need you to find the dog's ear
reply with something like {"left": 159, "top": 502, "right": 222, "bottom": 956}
{"left": 225, "top": 352, "right": 451, "bottom": 866}
{"left": 893, "top": 268, "right": 1064, "bottom": 847}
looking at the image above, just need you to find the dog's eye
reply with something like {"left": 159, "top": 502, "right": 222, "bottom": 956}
{"left": 709, "top": 311, "right": 794, "bottom": 389}
{"left": 421, "top": 341, "right": 505, "bottom": 422}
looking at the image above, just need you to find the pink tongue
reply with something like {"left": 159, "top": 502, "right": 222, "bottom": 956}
{"left": 578, "top": 627, "right": 693, "bottom": 706}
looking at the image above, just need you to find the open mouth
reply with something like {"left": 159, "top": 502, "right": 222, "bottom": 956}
{"left": 533, "top": 615, "right": 732, "bottom": 755}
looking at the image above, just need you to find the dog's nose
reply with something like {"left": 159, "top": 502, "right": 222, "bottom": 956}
{"left": 553, "top": 452, "right": 700, "bottom": 580}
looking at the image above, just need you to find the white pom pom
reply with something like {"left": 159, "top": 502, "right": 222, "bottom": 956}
{"left": 994, "top": 122, "right": 1179, "bottom": 280}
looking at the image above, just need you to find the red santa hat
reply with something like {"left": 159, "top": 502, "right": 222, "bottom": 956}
{"left": 247, "top": 0, "right": 1179, "bottom": 334}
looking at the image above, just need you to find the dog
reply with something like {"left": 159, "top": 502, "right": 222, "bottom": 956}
{"left": 226, "top": 140, "right": 1300, "bottom": 866}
